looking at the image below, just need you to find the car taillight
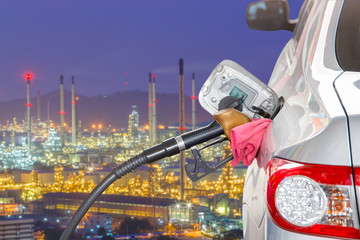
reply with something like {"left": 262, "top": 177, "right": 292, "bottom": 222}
{"left": 266, "top": 158, "right": 360, "bottom": 239}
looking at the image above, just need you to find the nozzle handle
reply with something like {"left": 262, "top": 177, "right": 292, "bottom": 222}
{"left": 214, "top": 108, "right": 251, "bottom": 139}
{"left": 186, "top": 146, "right": 233, "bottom": 182}
{"left": 185, "top": 108, "right": 251, "bottom": 182}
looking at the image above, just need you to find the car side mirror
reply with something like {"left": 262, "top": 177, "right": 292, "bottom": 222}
{"left": 246, "top": 0, "right": 297, "bottom": 32}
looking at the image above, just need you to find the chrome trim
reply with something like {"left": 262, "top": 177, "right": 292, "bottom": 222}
{"left": 175, "top": 136, "right": 186, "bottom": 151}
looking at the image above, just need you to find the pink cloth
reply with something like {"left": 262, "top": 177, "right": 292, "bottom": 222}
{"left": 230, "top": 118, "right": 272, "bottom": 166}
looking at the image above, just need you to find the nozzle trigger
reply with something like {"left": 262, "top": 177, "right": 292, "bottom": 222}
{"left": 185, "top": 146, "right": 233, "bottom": 182}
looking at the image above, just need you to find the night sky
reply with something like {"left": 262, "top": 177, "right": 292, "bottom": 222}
{"left": 0, "top": 0, "right": 303, "bottom": 101}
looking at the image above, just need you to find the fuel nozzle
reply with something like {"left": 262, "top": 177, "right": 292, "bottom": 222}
{"left": 185, "top": 108, "right": 250, "bottom": 182}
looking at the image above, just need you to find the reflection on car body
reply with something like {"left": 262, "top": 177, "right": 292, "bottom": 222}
{"left": 242, "top": 1, "right": 360, "bottom": 239}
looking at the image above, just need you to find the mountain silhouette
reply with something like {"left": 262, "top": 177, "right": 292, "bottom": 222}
{"left": 0, "top": 90, "right": 212, "bottom": 129}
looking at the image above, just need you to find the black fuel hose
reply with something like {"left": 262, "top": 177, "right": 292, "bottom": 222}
{"left": 60, "top": 120, "right": 224, "bottom": 240}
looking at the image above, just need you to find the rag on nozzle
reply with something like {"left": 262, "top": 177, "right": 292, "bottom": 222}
{"left": 230, "top": 118, "right": 272, "bottom": 166}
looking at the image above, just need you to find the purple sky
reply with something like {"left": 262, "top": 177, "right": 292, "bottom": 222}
{"left": 0, "top": 0, "right": 303, "bottom": 101}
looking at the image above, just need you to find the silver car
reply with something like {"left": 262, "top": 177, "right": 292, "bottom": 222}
{"left": 243, "top": 1, "right": 360, "bottom": 239}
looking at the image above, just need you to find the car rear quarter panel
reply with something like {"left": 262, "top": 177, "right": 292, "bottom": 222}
{"left": 268, "top": 0, "right": 349, "bottom": 167}
{"left": 243, "top": 1, "right": 352, "bottom": 239}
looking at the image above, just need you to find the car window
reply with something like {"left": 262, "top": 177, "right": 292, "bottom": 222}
{"left": 336, "top": 0, "right": 360, "bottom": 71}
{"left": 293, "top": 0, "right": 314, "bottom": 47}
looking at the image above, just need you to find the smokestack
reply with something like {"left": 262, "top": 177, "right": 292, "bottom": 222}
{"left": 60, "top": 75, "right": 65, "bottom": 148}
{"left": 26, "top": 77, "right": 31, "bottom": 157}
{"left": 179, "top": 58, "right": 185, "bottom": 200}
{"left": 71, "top": 76, "right": 77, "bottom": 146}
{"left": 192, "top": 72, "right": 196, "bottom": 131}
{"left": 76, "top": 97, "right": 80, "bottom": 140}
{"left": 148, "top": 72, "right": 153, "bottom": 143}
{"left": 152, "top": 74, "right": 157, "bottom": 143}
{"left": 37, "top": 91, "right": 41, "bottom": 122}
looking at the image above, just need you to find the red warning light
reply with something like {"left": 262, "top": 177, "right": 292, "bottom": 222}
{"left": 190, "top": 96, "right": 198, "bottom": 100}
{"left": 59, "top": 112, "right": 66, "bottom": 115}
{"left": 148, "top": 104, "right": 153, "bottom": 107}
{"left": 125, "top": 82, "right": 129, "bottom": 85}
{"left": 72, "top": 102, "right": 76, "bottom": 104}
{"left": 152, "top": 74, "right": 156, "bottom": 78}
{"left": 155, "top": 99, "right": 158, "bottom": 103}
{"left": 25, "top": 103, "right": 32, "bottom": 107}
{"left": 25, "top": 73, "right": 32, "bottom": 80}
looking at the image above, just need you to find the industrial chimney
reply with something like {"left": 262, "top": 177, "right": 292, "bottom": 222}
{"left": 179, "top": 58, "right": 185, "bottom": 200}
{"left": 192, "top": 72, "right": 196, "bottom": 131}
{"left": 148, "top": 72, "right": 153, "bottom": 143}
{"left": 152, "top": 74, "right": 157, "bottom": 143}
{"left": 71, "top": 76, "right": 77, "bottom": 146}
{"left": 25, "top": 74, "right": 32, "bottom": 157}
{"left": 60, "top": 75, "right": 65, "bottom": 148}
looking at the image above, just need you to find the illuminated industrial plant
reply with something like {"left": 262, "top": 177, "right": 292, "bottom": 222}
{"left": 0, "top": 72, "right": 246, "bottom": 238}
{"left": 0, "top": 102, "right": 244, "bottom": 199}
{"left": 0, "top": 143, "right": 245, "bottom": 201}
